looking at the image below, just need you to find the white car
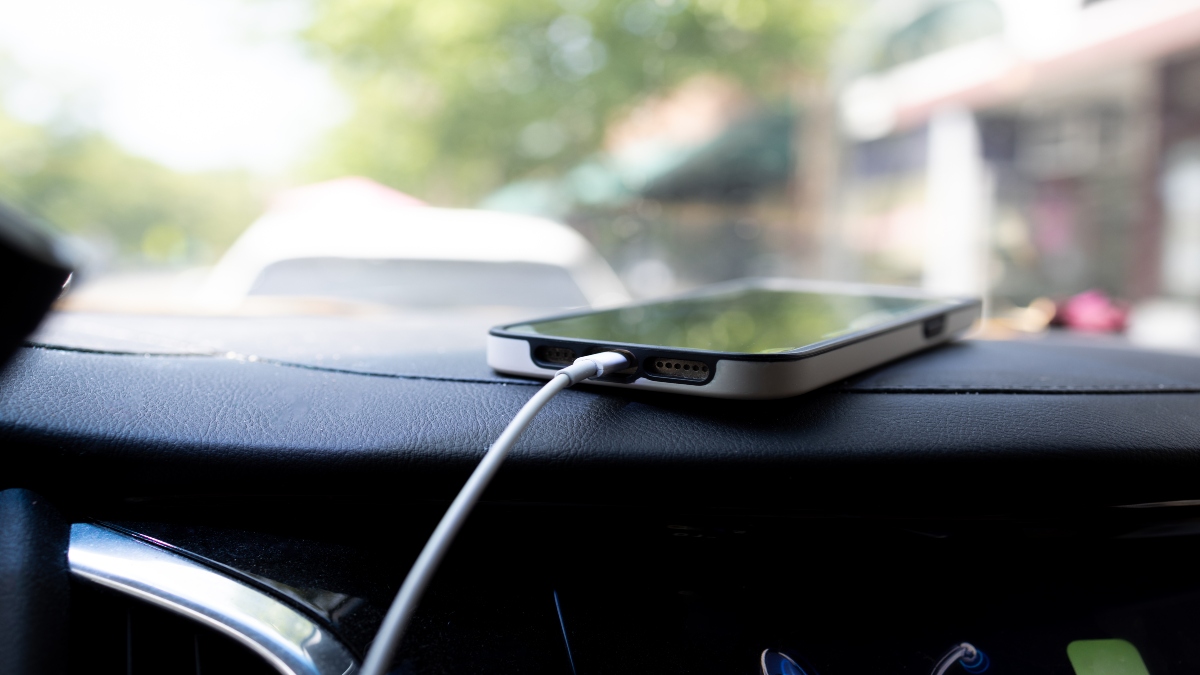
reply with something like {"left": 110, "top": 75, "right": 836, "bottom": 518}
{"left": 197, "top": 177, "right": 629, "bottom": 313}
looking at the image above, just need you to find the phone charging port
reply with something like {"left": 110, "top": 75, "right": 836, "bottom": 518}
{"left": 923, "top": 315, "right": 946, "bottom": 339}
{"left": 648, "top": 358, "right": 709, "bottom": 381}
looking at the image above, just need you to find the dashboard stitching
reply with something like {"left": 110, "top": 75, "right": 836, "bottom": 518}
{"left": 21, "top": 342, "right": 542, "bottom": 388}
{"left": 21, "top": 343, "right": 1200, "bottom": 394}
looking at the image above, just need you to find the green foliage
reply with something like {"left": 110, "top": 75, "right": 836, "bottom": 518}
{"left": 0, "top": 113, "right": 263, "bottom": 266}
{"left": 304, "top": 0, "right": 841, "bottom": 204}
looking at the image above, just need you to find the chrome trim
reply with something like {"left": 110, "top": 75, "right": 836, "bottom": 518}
{"left": 1118, "top": 499, "right": 1200, "bottom": 509}
{"left": 69, "top": 523, "right": 358, "bottom": 675}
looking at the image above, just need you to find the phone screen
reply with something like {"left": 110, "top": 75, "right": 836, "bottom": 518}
{"left": 506, "top": 288, "right": 955, "bottom": 354}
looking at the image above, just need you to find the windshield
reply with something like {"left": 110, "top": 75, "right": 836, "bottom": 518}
{"left": 3, "top": 0, "right": 1198, "bottom": 351}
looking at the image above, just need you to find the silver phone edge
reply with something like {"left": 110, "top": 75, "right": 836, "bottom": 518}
{"left": 486, "top": 304, "right": 980, "bottom": 400}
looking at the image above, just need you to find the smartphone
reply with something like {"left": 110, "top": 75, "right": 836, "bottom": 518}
{"left": 488, "top": 278, "right": 981, "bottom": 400}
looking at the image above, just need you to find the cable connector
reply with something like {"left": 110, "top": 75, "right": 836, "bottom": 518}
{"left": 556, "top": 351, "right": 635, "bottom": 385}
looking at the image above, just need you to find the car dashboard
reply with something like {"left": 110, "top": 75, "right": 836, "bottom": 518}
{"left": 3, "top": 314, "right": 1200, "bottom": 675}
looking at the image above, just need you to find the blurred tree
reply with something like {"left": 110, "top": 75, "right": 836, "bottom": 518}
{"left": 303, "top": 0, "right": 841, "bottom": 204}
{"left": 0, "top": 112, "right": 263, "bottom": 267}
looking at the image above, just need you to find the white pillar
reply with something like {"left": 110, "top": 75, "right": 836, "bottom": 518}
{"left": 1161, "top": 141, "right": 1200, "bottom": 297}
{"left": 923, "top": 106, "right": 991, "bottom": 305}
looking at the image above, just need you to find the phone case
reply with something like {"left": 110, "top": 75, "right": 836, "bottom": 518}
{"left": 488, "top": 279, "right": 981, "bottom": 400}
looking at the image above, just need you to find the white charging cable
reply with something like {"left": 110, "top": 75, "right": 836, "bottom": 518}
{"left": 931, "top": 642, "right": 988, "bottom": 675}
{"left": 358, "top": 351, "right": 635, "bottom": 675}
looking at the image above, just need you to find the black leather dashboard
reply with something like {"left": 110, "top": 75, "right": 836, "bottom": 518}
{"left": 4, "top": 319, "right": 1200, "bottom": 513}
{"left": 6, "top": 313, "right": 1200, "bottom": 675}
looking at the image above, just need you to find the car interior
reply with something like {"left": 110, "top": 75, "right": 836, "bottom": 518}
{"left": 3, "top": 1, "right": 1200, "bottom": 674}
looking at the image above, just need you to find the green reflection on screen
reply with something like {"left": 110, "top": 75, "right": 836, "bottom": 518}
{"left": 508, "top": 288, "right": 950, "bottom": 354}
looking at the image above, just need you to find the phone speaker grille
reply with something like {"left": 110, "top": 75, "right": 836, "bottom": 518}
{"left": 648, "top": 358, "right": 708, "bottom": 381}
{"left": 534, "top": 346, "right": 577, "bottom": 366}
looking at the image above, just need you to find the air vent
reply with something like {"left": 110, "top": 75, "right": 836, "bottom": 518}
{"left": 69, "top": 582, "right": 277, "bottom": 675}
{"left": 67, "top": 523, "right": 359, "bottom": 675}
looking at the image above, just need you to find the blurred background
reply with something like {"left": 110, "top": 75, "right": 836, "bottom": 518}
{"left": 3, "top": 0, "right": 1200, "bottom": 350}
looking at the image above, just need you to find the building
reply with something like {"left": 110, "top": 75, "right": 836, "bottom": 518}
{"left": 828, "top": 0, "right": 1200, "bottom": 321}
